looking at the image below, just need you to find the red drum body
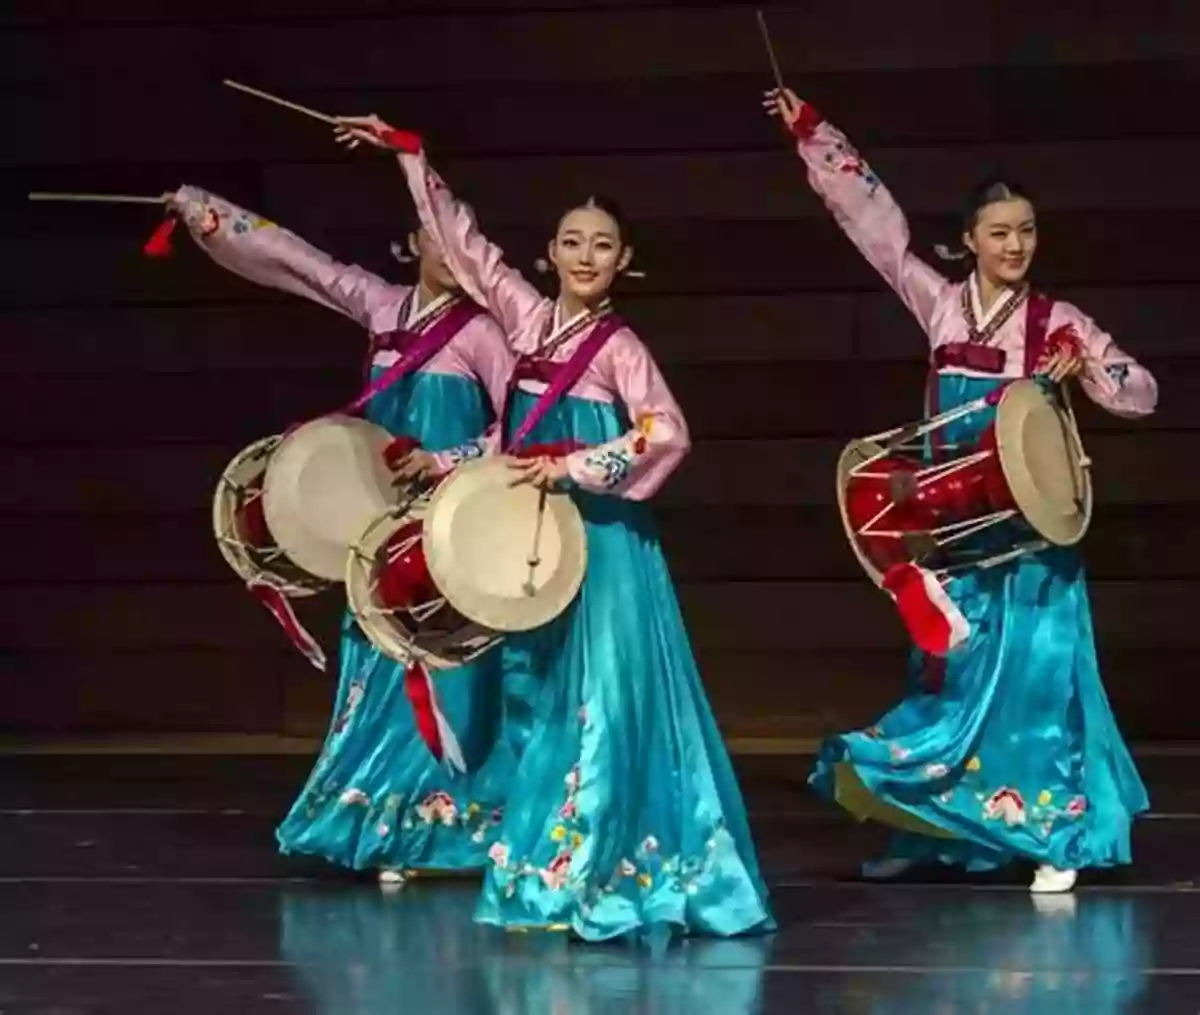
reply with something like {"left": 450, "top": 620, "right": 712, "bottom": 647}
{"left": 837, "top": 379, "right": 1092, "bottom": 588}
{"left": 347, "top": 456, "right": 588, "bottom": 671}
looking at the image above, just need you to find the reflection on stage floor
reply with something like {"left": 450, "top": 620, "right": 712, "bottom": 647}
{"left": 0, "top": 753, "right": 1197, "bottom": 1012}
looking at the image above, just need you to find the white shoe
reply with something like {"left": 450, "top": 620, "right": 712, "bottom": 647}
{"left": 860, "top": 857, "right": 916, "bottom": 880}
{"left": 378, "top": 868, "right": 409, "bottom": 887}
{"left": 1029, "top": 864, "right": 1077, "bottom": 894}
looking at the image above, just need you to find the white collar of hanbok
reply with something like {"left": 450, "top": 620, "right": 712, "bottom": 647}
{"left": 406, "top": 288, "right": 456, "bottom": 329}
{"left": 968, "top": 272, "right": 1019, "bottom": 330}
{"left": 546, "top": 297, "right": 613, "bottom": 346}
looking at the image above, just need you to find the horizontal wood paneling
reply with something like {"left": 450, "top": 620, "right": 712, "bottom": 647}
{"left": 254, "top": 141, "right": 1200, "bottom": 232}
{"left": 0, "top": 579, "right": 1193, "bottom": 653}
{"left": 3, "top": 506, "right": 1195, "bottom": 586}
{"left": 0, "top": 434, "right": 1189, "bottom": 515}
{"left": 701, "top": 647, "right": 1200, "bottom": 742}
{"left": 0, "top": 649, "right": 291, "bottom": 734}
{"left": 4, "top": 285, "right": 1195, "bottom": 371}
{"left": 12, "top": 62, "right": 1199, "bottom": 174}
{"left": 0, "top": 358, "right": 1188, "bottom": 442}
{"left": 6, "top": 4, "right": 1193, "bottom": 90}
{"left": 0, "top": 6, "right": 996, "bottom": 91}
{"left": 2, "top": 644, "right": 1191, "bottom": 742}
{"left": 996, "top": 1, "right": 1199, "bottom": 66}
{"left": 7, "top": 214, "right": 1200, "bottom": 309}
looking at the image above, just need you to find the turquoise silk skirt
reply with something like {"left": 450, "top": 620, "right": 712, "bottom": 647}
{"left": 810, "top": 374, "right": 1148, "bottom": 872}
{"left": 474, "top": 390, "right": 775, "bottom": 941}
{"left": 276, "top": 370, "right": 513, "bottom": 873}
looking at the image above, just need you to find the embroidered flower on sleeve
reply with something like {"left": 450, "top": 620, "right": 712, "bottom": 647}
{"left": 923, "top": 763, "right": 950, "bottom": 780}
{"left": 232, "top": 212, "right": 273, "bottom": 235}
{"left": 581, "top": 446, "right": 634, "bottom": 488}
{"left": 1105, "top": 362, "right": 1130, "bottom": 388}
{"left": 824, "top": 139, "right": 880, "bottom": 196}
{"left": 199, "top": 207, "right": 221, "bottom": 237}
{"left": 1066, "top": 795, "right": 1088, "bottom": 816}
{"left": 446, "top": 440, "right": 486, "bottom": 466}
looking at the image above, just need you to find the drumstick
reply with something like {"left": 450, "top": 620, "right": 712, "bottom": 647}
{"left": 523, "top": 489, "right": 549, "bottom": 597}
{"left": 28, "top": 192, "right": 167, "bottom": 204}
{"left": 222, "top": 79, "right": 338, "bottom": 125}
{"left": 756, "top": 9, "right": 787, "bottom": 94}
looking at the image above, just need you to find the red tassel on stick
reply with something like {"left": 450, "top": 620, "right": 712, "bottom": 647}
{"left": 143, "top": 217, "right": 177, "bottom": 258}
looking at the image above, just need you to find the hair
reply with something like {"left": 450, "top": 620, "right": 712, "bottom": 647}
{"left": 935, "top": 179, "right": 1037, "bottom": 262}
{"left": 961, "top": 179, "right": 1036, "bottom": 233}
{"left": 556, "top": 194, "right": 629, "bottom": 245}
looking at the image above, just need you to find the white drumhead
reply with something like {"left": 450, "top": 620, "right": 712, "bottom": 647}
{"left": 263, "top": 415, "right": 398, "bottom": 581}
{"left": 995, "top": 379, "right": 1092, "bottom": 547}
{"left": 423, "top": 456, "right": 587, "bottom": 632}
{"left": 834, "top": 437, "right": 889, "bottom": 588}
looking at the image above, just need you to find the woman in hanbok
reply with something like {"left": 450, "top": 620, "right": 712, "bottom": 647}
{"left": 763, "top": 88, "right": 1158, "bottom": 893}
{"left": 171, "top": 186, "right": 516, "bottom": 883}
{"left": 332, "top": 117, "right": 775, "bottom": 941}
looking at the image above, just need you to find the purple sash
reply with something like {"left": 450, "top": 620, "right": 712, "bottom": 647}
{"left": 1021, "top": 292, "right": 1054, "bottom": 378}
{"left": 345, "top": 296, "right": 484, "bottom": 416}
{"left": 503, "top": 313, "right": 625, "bottom": 453}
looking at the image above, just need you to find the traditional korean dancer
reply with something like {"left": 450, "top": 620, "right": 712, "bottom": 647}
{"left": 331, "top": 116, "right": 775, "bottom": 940}
{"left": 170, "top": 186, "right": 515, "bottom": 883}
{"left": 764, "top": 87, "right": 1157, "bottom": 893}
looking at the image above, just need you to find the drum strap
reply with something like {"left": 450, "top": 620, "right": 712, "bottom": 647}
{"left": 351, "top": 296, "right": 486, "bottom": 414}
{"left": 502, "top": 313, "right": 626, "bottom": 452}
{"left": 1022, "top": 292, "right": 1055, "bottom": 378}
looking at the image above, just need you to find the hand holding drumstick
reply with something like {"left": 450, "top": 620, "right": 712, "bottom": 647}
{"left": 390, "top": 449, "right": 437, "bottom": 485}
{"left": 761, "top": 86, "right": 807, "bottom": 130}
{"left": 508, "top": 456, "right": 569, "bottom": 491}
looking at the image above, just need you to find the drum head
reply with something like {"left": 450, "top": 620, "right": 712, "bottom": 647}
{"left": 212, "top": 435, "right": 324, "bottom": 596}
{"left": 423, "top": 456, "right": 588, "bottom": 632}
{"left": 263, "top": 415, "right": 397, "bottom": 581}
{"left": 835, "top": 438, "right": 889, "bottom": 587}
{"left": 995, "top": 380, "right": 1092, "bottom": 547}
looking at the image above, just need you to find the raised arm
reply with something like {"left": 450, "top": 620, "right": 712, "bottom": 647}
{"left": 564, "top": 333, "right": 690, "bottom": 500}
{"left": 397, "top": 149, "right": 546, "bottom": 340}
{"left": 767, "top": 90, "right": 949, "bottom": 336}
{"left": 170, "top": 185, "right": 396, "bottom": 328}
{"left": 1053, "top": 304, "right": 1158, "bottom": 418}
{"left": 332, "top": 116, "right": 548, "bottom": 340}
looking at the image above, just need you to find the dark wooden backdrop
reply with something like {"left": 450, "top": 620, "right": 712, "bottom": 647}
{"left": 1, "top": 1, "right": 1196, "bottom": 741}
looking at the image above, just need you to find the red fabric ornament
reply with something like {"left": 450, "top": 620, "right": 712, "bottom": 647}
{"left": 143, "top": 217, "right": 178, "bottom": 258}
{"left": 247, "top": 581, "right": 327, "bottom": 671}
{"left": 881, "top": 562, "right": 970, "bottom": 658}
{"left": 403, "top": 660, "right": 466, "bottom": 772}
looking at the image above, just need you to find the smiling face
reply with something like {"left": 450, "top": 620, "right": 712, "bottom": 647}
{"left": 963, "top": 197, "right": 1038, "bottom": 287}
{"left": 409, "top": 227, "right": 459, "bottom": 293}
{"left": 548, "top": 204, "right": 632, "bottom": 308}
